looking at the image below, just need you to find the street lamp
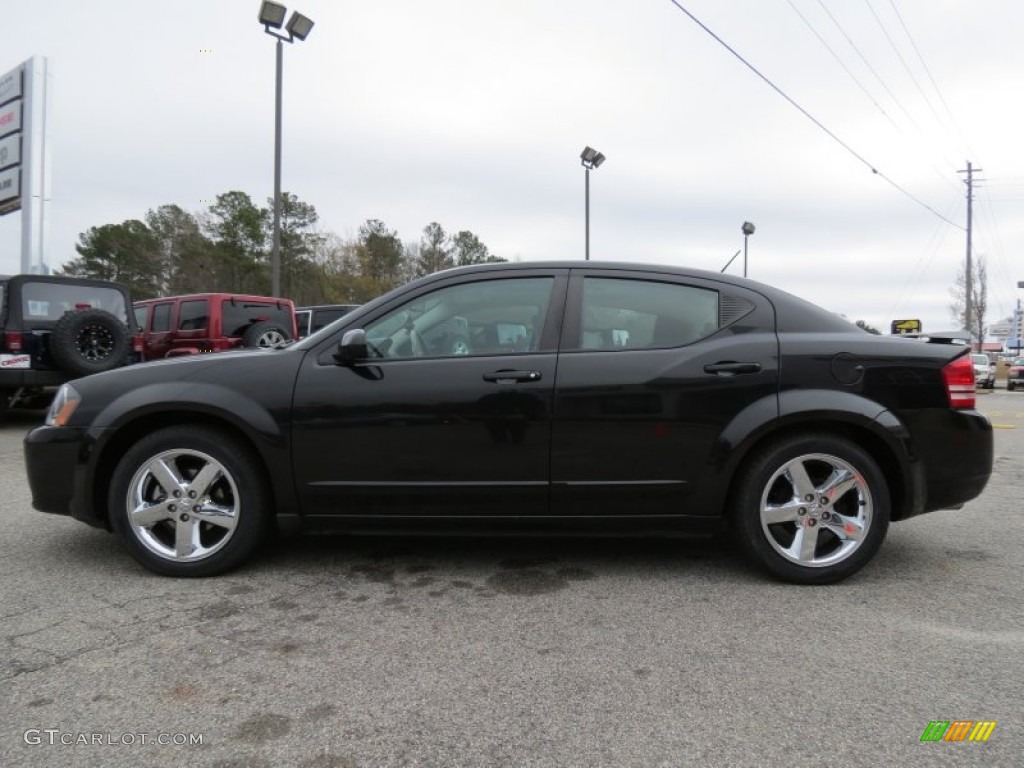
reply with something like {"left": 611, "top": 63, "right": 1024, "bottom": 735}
{"left": 741, "top": 221, "right": 755, "bottom": 277}
{"left": 258, "top": 1, "right": 314, "bottom": 298}
{"left": 580, "top": 146, "right": 605, "bottom": 260}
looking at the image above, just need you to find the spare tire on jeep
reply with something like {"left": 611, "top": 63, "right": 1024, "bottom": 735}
{"left": 50, "top": 309, "right": 131, "bottom": 376}
{"left": 242, "top": 321, "right": 292, "bottom": 349}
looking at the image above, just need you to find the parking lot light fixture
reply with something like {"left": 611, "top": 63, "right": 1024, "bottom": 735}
{"left": 741, "top": 221, "right": 755, "bottom": 278}
{"left": 286, "top": 11, "right": 315, "bottom": 40}
{"left": 580, "top": 146, "right": 606, "bottom": 261}
{"left": 258, "top": 2, "right": 315, "bottom": 298}
{"left": 258, "top": 1, "right": 287, "bottom": 28}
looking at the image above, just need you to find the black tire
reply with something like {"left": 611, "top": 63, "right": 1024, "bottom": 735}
{"left": 242, "top": 321, "right": 292, "bottom": 348}
{"left": 50, "top": 309, "right": 130, "bottom": 376}
{"left": 732, "top": 433, "right": 890, "bottom": 585}
{"left": 108, "top": 425, "right": 271, "bottom": 577}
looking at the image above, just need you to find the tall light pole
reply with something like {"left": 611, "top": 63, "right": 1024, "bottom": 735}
{"left": 741, "top": 221, "right": 755, "bottom": 277}
{"left": 258, "top": 1, "right": 314, "bottom": 298}
{"left": 580, "top": 146, "right": 605, "bottom": 260}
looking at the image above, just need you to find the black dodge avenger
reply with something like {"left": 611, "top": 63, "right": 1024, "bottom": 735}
{"left": 24, "top": 262, "right": 993, "bottom": 583}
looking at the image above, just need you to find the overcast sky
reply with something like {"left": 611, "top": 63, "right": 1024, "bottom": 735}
{"left": 2, "top": 0, "right": 1022, "bottom": 334}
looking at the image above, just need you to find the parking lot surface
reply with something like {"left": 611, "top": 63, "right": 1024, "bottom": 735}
{"left": 2, "top": 392, "right": 1022, "bottom": 767}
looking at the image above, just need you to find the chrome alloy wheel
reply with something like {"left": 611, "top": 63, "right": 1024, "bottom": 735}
{"left": 257, "top": 329, "right": 289, "bottom": 347}
{"left": 125, "top": 448, "right": 241, "bottom": 562}
{"left": 759, "top": 452, "right": 872, "bottom": 568}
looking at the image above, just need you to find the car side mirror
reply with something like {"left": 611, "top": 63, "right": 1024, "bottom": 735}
{"left": 335, "top": 328, "right": 369, "bottom": 364}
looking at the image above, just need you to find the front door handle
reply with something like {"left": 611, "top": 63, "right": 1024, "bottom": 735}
{"left": 703, "top": 362, "right": 762, "bottom": 376}
{"left": 483, "top": 370, "right": 542, "bottom": 384}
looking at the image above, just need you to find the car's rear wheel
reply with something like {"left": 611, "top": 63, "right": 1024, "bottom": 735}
{"left": 108, "top": 425, "right": 270, "bottom": 576}
{"left": 242, "top": 321, "right": 291, "bottom": 348}
{"left": 733, "top": 434, "right": 890, "bottom": 584}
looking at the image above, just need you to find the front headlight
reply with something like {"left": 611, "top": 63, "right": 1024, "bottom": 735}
{"left": 46, "top": 384, "right": 82, "bottom": 426}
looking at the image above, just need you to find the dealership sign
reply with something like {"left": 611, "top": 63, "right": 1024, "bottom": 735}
{"left": 0, "top": 63, "right": 23, "bottom": 214}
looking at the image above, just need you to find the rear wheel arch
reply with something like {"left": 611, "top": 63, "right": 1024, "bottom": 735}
{"left": 724, "top": 418, "right": 909, "bottom": 523}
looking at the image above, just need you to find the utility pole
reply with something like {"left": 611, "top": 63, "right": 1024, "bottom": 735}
{"left": 958, "top": 162, "right": 981, "bottom": 344}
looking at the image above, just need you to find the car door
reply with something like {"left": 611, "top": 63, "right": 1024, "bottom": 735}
{"left": 550, "top": 269, "right": 779, "bottom": 516}
{"left": 291, "top": 269, "right": 568, "bottom": 518}
{"left": 142, "top": 302, "right": 174, "bottom": 360}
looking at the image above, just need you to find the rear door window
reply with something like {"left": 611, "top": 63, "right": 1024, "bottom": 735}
{"left": 178, "top": 300, "right": 209, "bottom": 331}
{"left": 574, "top": 277, "right": 720, "bottom": 350}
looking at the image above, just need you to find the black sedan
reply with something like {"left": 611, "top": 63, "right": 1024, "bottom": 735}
{"left": 25, "top": 262, "right": 993, "bottom": 583}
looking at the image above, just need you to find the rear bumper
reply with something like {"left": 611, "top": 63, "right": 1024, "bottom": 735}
{"left": 1, "top": 368, "right": 68, "bottom": 390}
{"left": 23, "top": 425, "right": 106, "bottom": 529}
{"left": 898, "top": 408, "right": 993, "bottom": 517}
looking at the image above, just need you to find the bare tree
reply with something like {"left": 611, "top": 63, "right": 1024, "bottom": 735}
{"left": 949, "top": 255, "right": 987, "bottom": 344}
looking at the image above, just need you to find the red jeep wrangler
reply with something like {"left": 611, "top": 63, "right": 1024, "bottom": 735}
{"left": 133, "top": 293, "right": 298, "bottom": 361}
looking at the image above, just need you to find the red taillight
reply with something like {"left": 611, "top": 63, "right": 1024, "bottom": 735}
{"left": 132, "top": 334, "right": 144, "bottom": 354}
{"left": 943, "top": 355, "right": 976, "bottom": 409}
{"left": 4, "top": 331, "right": 23, "bottom": 352}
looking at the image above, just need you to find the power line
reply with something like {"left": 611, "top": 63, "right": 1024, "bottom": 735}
{"left": 864, "top": 0, "right": 944, "bottom": 126}
{"left": 787, "top": 0, "right": 899, "bottom": 129}
{"left": 815, "top": 0, "right": 920, "bottom": 130}
{"left": 664, "top": 0, "right": 964, "bottom": 230}
{"left": 787, "top": 0, "right": 958, "bottom": 195}
{"left": 887, "top": 0, "right": 976, "bottom": 159}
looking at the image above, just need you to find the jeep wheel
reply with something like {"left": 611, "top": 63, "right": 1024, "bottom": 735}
{"left": 50, "top": 309, "right": 131, "bottom": 376}
{"left": 242, "top": 321, "right": 292, "bottom": 348}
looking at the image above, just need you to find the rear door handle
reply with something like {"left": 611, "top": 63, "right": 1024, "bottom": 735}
{"left": 703, "top": 362, "right": 762, "bottom": 376}
{"left": 483, "top": 370, "right": 542, "bottom": 384}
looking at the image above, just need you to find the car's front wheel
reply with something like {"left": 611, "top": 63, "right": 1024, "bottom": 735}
{"left": 108, "top": 425, "right": 270, "bottom": 576}
{"left": 733, "top": 434, "right": 890, "bottom": 584}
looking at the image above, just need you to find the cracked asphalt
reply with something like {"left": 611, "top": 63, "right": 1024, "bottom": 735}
{"left": 1, "top": 393, "right": 1022, "bottom": 767}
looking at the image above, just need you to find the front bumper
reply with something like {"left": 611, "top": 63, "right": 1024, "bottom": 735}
{"left": 23, "top": 425, "right": 105, "bottom": 528}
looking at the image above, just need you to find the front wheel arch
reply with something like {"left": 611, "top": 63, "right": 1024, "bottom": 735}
{"left": 91, "top": 411, "right": 284, "bottom": 531}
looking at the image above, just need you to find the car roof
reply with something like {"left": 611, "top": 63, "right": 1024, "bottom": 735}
{"left": 134, "top": 293, "right": 294, "bottom": 305}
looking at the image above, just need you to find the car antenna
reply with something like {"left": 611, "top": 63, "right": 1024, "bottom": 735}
{"left": 720, "top": 249, "right": 741, "bottom": 273}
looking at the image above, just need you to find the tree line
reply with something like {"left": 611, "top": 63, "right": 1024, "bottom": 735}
{"left": 60, "top": 190, "right": 506, "bottom": 305}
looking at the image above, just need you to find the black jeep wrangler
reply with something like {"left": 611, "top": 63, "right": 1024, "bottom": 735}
{"left": 0, "top": 274, "right": 140, "bottom": 414}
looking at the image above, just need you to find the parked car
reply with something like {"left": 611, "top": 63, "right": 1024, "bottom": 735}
{"left": 296, "top": 303, "right": 359, "bottom": 338}
{"left": 1007, "top": 358, "right": 1024, "bottom": 391}
{"left": 25, "top": 261, "right": 993, "bottom": 583}
{"left": 1, "top": 274, "right": 140, "bottom": 414}
{"left": 971, "top": 353, "right": 995, "bottom": 389}
{"left": 133, "top": 293, "right": 297, "bottom": 360}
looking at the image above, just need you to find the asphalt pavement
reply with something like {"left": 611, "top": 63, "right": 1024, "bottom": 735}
{"left": 1, "top": 392, "right": 1022, "bottom": 767}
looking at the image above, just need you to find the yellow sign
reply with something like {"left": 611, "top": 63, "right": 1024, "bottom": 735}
{"left": 891, "top": 318, "right": 922, "bottom": 335}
